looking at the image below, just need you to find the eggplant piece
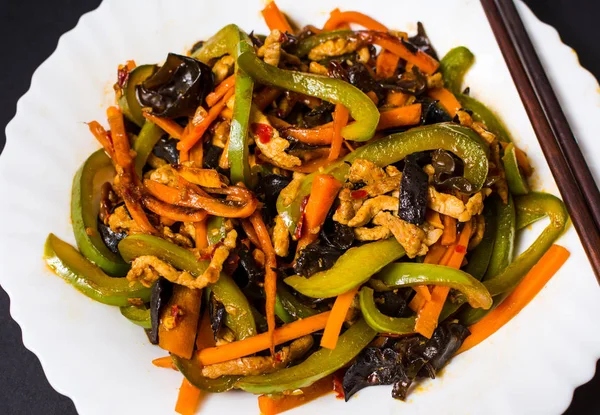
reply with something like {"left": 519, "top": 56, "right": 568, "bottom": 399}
{"left": 138, "top": 53, "right": 214, "bottom": 118}
{"left": 342, "top": 347, "right": 409, "bottom": 401}
{"left": 398, "top": 155, "right": 428, "bottom": 225}
{"left": 97, "top": 220, "right": 127, "bottom": 256}
{"left": 152, "top": 137, "right": 180, "bottom": 165}
{"left": 431, "top": 149, "right": 475, "bottom": 193}
{"left": 294, "top": 241, "right": 341, "bottom": 277}
{"left": 209, "top": 294, "right": 226, "bottom": 341}
{"left": 149, "top": 277, "right": 173, "bottom": 345}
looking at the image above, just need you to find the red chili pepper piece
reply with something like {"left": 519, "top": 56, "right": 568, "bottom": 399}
{"left": 251, "top": 123, "right": 273, "bottom": 144}
{"left": 350, "top": 189, "right": 368, "bottom": 199}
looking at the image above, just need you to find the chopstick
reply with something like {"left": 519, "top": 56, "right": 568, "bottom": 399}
{"left": 480, "top": 0, "right": 600, "bottom": 283}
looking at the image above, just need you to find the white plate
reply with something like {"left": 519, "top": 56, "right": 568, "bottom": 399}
{"left": 1, "top": 1, "right": 599, "bottom": 414}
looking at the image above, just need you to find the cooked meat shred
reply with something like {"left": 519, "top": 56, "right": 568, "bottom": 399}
{"left": 250, "top": 107, "right": 301, "bottom": 169}
{"left": 273, "top": 215, "right": 290, "bottom": 257}
{"left": 372, "top": 211, "right": 427, "bottom": 258}
{"left": 212, "top": 55, "right": 235, "bottom": 84}
{"left": 257, "top": 30, "right": 283, "bottom": 67}
{"left": 308, "top": 37, "right": 359, "bottom": 61}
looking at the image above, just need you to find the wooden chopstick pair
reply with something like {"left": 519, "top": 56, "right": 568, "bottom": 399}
{"left": 480, "top": 0, "right": 600, "bottom": 283}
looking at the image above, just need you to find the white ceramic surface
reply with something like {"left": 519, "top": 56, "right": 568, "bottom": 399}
{"left": 1, "top": 1, "right": 599, "bottom": 414}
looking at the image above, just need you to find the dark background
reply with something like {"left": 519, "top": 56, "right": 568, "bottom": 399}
{"left": 0, "top": 0, "right": 598, "bottom": 414}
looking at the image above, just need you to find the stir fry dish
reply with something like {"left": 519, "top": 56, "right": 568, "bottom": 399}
{"left": 43, "top": 3, "right": 572, "bottom": 414}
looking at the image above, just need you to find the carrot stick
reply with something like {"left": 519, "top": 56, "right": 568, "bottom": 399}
{"left": 249, "top": 211, "right": 278, "bottom": 354}
{"left": 197, "top": 311, "right": 331, "bottom": 365}
{"left": 329, "top": 104, "right": 349, "bottom": 161}
{"left": 143, "top": 196, "right": 208, "bottom": 223}
{"left": 321, "top": 287, "right": 359, "bottom": 349}
{"left": 367, "top": 34, "right": 439, "bottom": 75}
{"left": 376, "top": 49, "right": 400, "bottom": 79}
{"left": 142, "top": 111, "right": 184, "bottom": 140}
{"left": 179, "top": 149, "right": 189, "bottom": 162}
{"left": 219, "top": 107, "right": 233, "bottom": 120}
{"left": 241, "top": 219, "right": 261, "bottom": 248}
{"left": 457, "top": 244, "right": 570, "bottom": 354}
{"left": 258, "top": 376, "right": 334, "bottom": 415}
{"left": 377, "top": 104, "right": 422, "bottom": 130}
{"left": 175, "top": 378, "right": 203, "bottom": 415}
{"left": 178, "top": 88, "right": 234, "bottom": 151}
{"left": 297, "top": 174, "right": 343, "bottom": 252}
{"left": 152, "top": 356, "right": 175, "bottom": 369}
{"left": 428, "top": 87, "right": 461, "bottom": 118}
{"left": 441, "top": 215, "right": 457, "bottom": 246}
{"left": 323, "top": 10, "right": 388, "bottom": 32}
{"left": 206, "top": 74, "right": 236, "bottom": 107}
{"left": 255, "top": 87, "right": 283, "bottom": 111}
{"left": 106, "top": 106, "right": 133, "bottom": 168}
{"left": 413, "top": 286, "right": 432, "bottom": 302}
{"left": 189, "top": 140, "right": 204, "bottom": 166}
{"left": 386, "top": 91, "right": 409, "bottom": 107}
{"left": 426, "top": 210, "right": 444, "bottom": 229}
{"left": 194, "top": 220, "right": 208, "bottom": 249}
{"left": 414, "top": 222, "right": 472, "bottom": 338}
{"left": 196, "top": 308, "right": 216, "bottom": 350}
{"left": 284, "top": 124, "right": 334, "bottom": 146}
{"left": 87, "top": 121, "right": 115, "bottom": 159}
{"left": 408, "top": 244, "right": 446, "bottom": 311}
{"left": 159, "top": 285, "right": 203, "bottom": 359}
{"left": 261, "top": 1, "right": 293, "bottom": 33}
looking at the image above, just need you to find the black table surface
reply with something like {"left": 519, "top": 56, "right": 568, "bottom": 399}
{"left": 0, "top": 1, "right": 598, "bottom": 414}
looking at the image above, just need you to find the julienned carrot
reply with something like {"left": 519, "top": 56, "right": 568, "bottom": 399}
{"left": 255, "top": 86, "right": 283, "bottom": 111}
{"left": 241, "top": 219, "right": 261, "bottom": 248}
{"left": 196, "top": 309, "right": 216, "bottom": 350}
{"left": 189, "top": 139, "right": 204, "bottom": 166}
{"left": 159, "top": 285, "right": 203, "bottom": 359}
{"left": 376, "top": 50, "right": 400, "bottom": 79}
{"left": 87, "top": 121, "right": 115, "bottom": 159}
{"left": 441, "top": 215, "right": 457, "bottom": 246}
{"left": 323, "top": 9, "right": 350, "bottom": 30}
{"left": 297, "top": 174, "right": 343, "bottom": 252}
{"left": 220, "top": 107, "right": 233, "bottom": 120}
{"left": 414, "top": 222, "right": 472, "bottom": 338}
{"left": 329, "top": 103, "right": 349, "bottom": 161}
{"left": 457, "top": 244, "right": 570, "bottom": 354}
{"left": 106, "top": 106, "right": 133, "bottom": 168}
{"left": 197, "top": 311, "right": 331, "bottom": 365}
{"left": 377, "top": 104, "right": 422, "bottom": 130}
{"left": 426, "top": 210, "right": 444, "bottom": 229}
{"left": 206, "top": 74, "right": 236, "bottom": 107}
{"left": 179, "top": 149, "right": 189, "bottom": 162}
{"left": 152, "top": 356, "right": 174, "bottom": 369}
{"left": 424, "top": 243, "right": 447, "bottom": 264}
{"left": 284, "top": 124, "right": 334, "bottom": 146}
{"left": 367, "top": 33, "right": 439, "bottom": 75}
{"left": 178, "top": 88, "right": 235, "bottom": 151}
{"left": 258, "top": 376, "right": 334, "bottom": 415}
{"left": 386, "top": 91, "right": 409, "bottom": 107}
{"left": 408, "top": 244, "right": 448, "bottom": 312}
{"left": 142, "top": 111, "right": 184, "bottom": 140}
{"left": 249, "top": 211, "right": 278, "bottom": 354}
{"left": 321, "top": 287, "right": 359, "bottom": 349}
{"left": 323, "top": 10, "right": 388, "bottom": 32}
{"left": 175, "top": 378, "right": 203, "bottom": 415}
{"left": 261, "top": 1, "right": 293, "bottom": 33}
{"left": 428, "top": 87, "right": 461, "bottom": 118}
{"left": 194, "top": 220, "right": 208, "bottom": 249}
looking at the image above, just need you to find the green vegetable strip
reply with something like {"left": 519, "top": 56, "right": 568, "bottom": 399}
{"left": 276, "top": 284, "right": 317, "bottom": 319}
{"left": 236, "top": 319, "right": 376, "bottom": 394}
{"left": 457, "top": 94, "right": 513, "bottom": 142}
{"left": 294, "top": 30, "right": 355, "bottom": 57}
{"left": 193, "top": 24, "right": 255, "bottom": 187}
{"left": 464, "top": 202, "right": 497, "bottom": 280}
{"left": 44, "top": 234, "right": 150, "bottom": 306}
{"left": 483, "top": 194, "right": 516, "bottom": 281}
{"left": 502, "top": 143, "right": 529, "bottom": 196}
{"left": 120, "top": 304, "right": 151, "bottom": 329}
{"left": 284, "top": 238, "right": 405, "bottom": 298}
{"left": 439, "top": 46, "right": 475, "bottom": 95}
{"left": 133, "top": 121, "right": 164, "bottom": 178}
{"left": 237, "top": 51, "right": 380, "bottom": 141}
{"left": 359, "top": 287, "right": 416, "bottom": 334}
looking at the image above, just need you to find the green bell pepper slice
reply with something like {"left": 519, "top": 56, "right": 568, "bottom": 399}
{"left": 132, "top": 121, "right": 164, "bottom": 178}
{"left": 206, "top": 216, "right": 227, "bottom": 245}
{"left": 276, "top": 284, "right": 317, "bottom": 319}
{"left": 44, "top": 233, "right": 151, "bottom": 306}
{"left": 277, "top": 123, "right": 490, "bottom": 234}
{"left": 516, "top": 208, "right": 546, "bottom": 230}
{"left": 502, "top": 143, "right": 529, "bottom": 195}
{"left": 483, "top": 194, "right": 516, "bottom": 281}
{"left": 372, "top": 263, "right": 492, "bottom": 309}
{"left": 193, "top": 24, "right": 255, "bottom": 187}
{"left": 172, "top": 355, "right": 240, "bottom": 393}
{"left": 237, "top": 51, "right": 379, "bottom": 142}
{"left": 457, "top": 94, "right": 512, "bottom": 142}
{"left": 284, "top": 238, "right": 405, "bottom": 298}
{"left": 118, "top": 64, "right": 157, "bottom": 127}
{"left": 118, "top": 234, "right": 256, "bottom": 340}
{"left": 274, "top": 295, "right": 294, "bottom": 323}
{"left": 294, "top": 30, "right": 355, "bottom": 57}
{"left": 439, "top": 46, "right": 475, "bottom": 95}
{"left": 71, "top": 150, "right": 129, "bottom": 276}
{"left": 464, "top": 202, "right": 497, "bottom": 280}
{"left": 359, "top": 287, "right": 416, "bottom": 334}
{"left": 120, "top": 304, "right": 151, "bottom": 328}
{"left": 236, "top": 318, "right": 376, "bottom": 394}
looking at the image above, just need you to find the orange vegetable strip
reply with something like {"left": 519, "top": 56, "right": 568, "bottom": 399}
{"left": 249, "top": 211, "right": 278, "bottom": 354}
{"left": 441, "top": 215, "right": 457, "bottom": 246}
{"left": 175, "top": 378, "right": 203, "bottom": 415}
{"left": 428, "top": 87, "right": 461, "bottom": 118}
{"left": 142, "top": 196, "right": 208, "bottom": 223}
{"left": 458, "top": 245, "right": 570, "bottom": 354}
{"left": 365, "top": 33, "right": 439, "bottom": 75}
{"left": 261, "top": 1, "right": 293, "bottom": 33}
{"left": 220, "top": 107, "right": 233, "bottom": 120}
{"left": 198, "top": 311, "right": 332, "bottom": 366}
{"left": 413, "top": 286, "right": 432, "bottom": 302}
{"left": 258, "top": 376, "right": 334, "bottom": 415}
{"left": 152, "top": 356, "right": 174, "bottom": 369}
{"left": 386, "top": 91, "right": 409, "bottom": 107}
{"left": 366, "top": 91, "right": 379, "bottom": 105}
{"left": 206, "top": 74, "right": 236, "bottom": 107}
{"left": 142, "top": 111, "right": 184, "bottom": 140}
{"left": 321, "top": 287, "right": 360, "bottom": 349}
{"left": 285, "top": 123, "right": 334, "bottom": 146}
{"left": 241, "top": 219, "right": 261, "bottom": 248}
{"left": 194, "top": 220, "right": 208, "bottom": 249}
{"left": 196, "top": 309, "right": 216, "bottom": 350}
{"left": 189, "top": 140, "right": 204, "bottom": 166}
{"left": 377, "top": 104, "right": 422, "bottom": 130}
{"left": 408, "top": 244, "right": 447, "bottom": 311}
{"left": 425, "top": 210, "right": 444, "bottom": 229}
{"left": 329, "top": 104, "right": 349, "bottom": 161}
{"left": 414, "top": 222, "right": 472, "bottom": 338}
{"left": 376, "top": 50, "right": 400, "bottom": 79}
{"left": 87, "top": 121, "right": 115, "bottom": 159}
{"left": 255, "top": 87, "right": 283, "bottom": 111}
{"left": 297, "top": 174, "right": 343, "bottom": 252}
{"left": 179, "top": 149, "right": 189, "bottom": 162}
{"left": 106, "top": 106, "right": 133, "bottom": 168}
{"left": 178, "top": 88, "right": 234, "bottom": 151}
{"left": 323, "top": 10, "right": 388, "bottom": 31}
{"left": 424, "top": 243, "right": 447, "bottom": 265}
